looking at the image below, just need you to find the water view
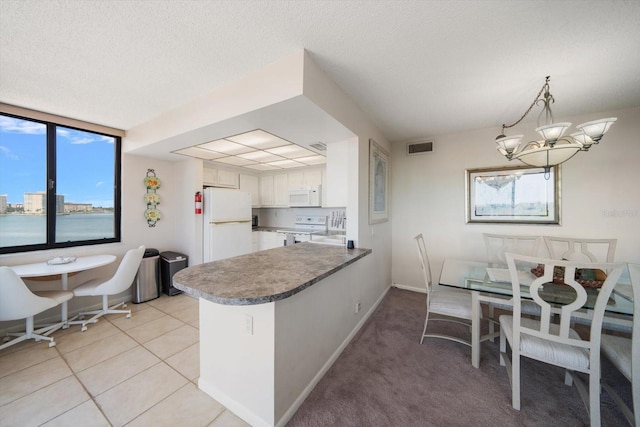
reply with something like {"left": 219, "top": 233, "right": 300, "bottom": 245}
{"left": 0, "top": 213, "right": 115, "bottom": 247}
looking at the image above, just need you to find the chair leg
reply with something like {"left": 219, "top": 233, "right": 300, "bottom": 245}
{"left": 589, "top": 369, "right": 601, "bottom": 427}
{"left": 420, "top": 313, "right": 429, "bottom": 344}
{"left": 512, "top": 351, "right": 521, "bottom": 410}
{"left": 488, "top": 304, "right": 495, "bottom": 343}
{"left": 69, "top": 296, "right": 132, "bottom": 331}
{"left": 0, "top": 316, "right": 55, "bottom": 350}
{"left": 499, "top": 326, "right": 506, "bottom": 366}
{"left": 564, "top": 370, "right": 573, "bottom": 386}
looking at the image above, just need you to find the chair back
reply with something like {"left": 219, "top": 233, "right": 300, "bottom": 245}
{"left": 92, "top": 245, "right": 145, "bottom": 296}
{"left": 483, "top": 233, "right": 542, "bottom": 267}
{"left": 0, "top": 266, "right": 57, "bottom": 321}
{"left": 544, "top": 236, "right": 616, "bottom": 262}
{"left": 505, "top": 253, "right": 624, "bottom": 361}
{"left": 414, "top": 234, "right": 433, "bottom": 294}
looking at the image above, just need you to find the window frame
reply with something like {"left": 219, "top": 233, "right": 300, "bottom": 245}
{"left": 0, "top": 112, "right": 122, "bottom": 254}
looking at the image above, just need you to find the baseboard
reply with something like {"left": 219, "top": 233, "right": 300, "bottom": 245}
{"left": 276, "top": 284, "right": 391, "bottom": 427}
{"left": 392, "top": 283, "right": 426, "bottom": 294}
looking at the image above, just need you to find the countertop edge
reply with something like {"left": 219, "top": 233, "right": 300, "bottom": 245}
{"left": 173, "top": 246, "right": 371, "bottom": 305}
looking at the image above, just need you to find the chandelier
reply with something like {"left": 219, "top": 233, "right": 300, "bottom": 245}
{"left": 495, "top": 76, "right": 616, "bottom": 174}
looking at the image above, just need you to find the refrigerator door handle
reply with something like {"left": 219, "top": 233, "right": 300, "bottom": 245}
{"left": 210, "top": 220, "right": 251, "bottom": 226}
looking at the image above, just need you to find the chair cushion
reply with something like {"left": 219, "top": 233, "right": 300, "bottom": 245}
{"left": 72, "top": 278, "right": 105, "bottom": 297}
{"left": 500, "top": 315, "right": 589, "bottom": 370}
{"left": 430, "top": 290, "right": 473, "bottom": 320}
{"left": 33, "top": 290, "right": 74, "bottom": 305}
{"left": 601, "top": 335, "right": 631, "bottom": 380}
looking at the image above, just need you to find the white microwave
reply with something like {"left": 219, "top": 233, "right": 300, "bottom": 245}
{"left": 288, "top": 185, "right": 321, "bottom": 207}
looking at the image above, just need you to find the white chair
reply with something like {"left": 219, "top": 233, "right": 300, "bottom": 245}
{"left": 601, "top": 263, "right": 639, "bottom": 426}
{"left": 544, "top": 236, "right": 617, "bottom": 263}
{"left": 0, "top": 266, "right": 74, "bottom": 350}
{"left": 415, "top": 234, "right": 495, "bottom": 350}
{"left": 483, "top": 233, "right": 543, "bottom": 336}
{"left": 70, "top": 245, "right": 145, "bottom": 332}
{"left": 499, "top": 253, "right": 624, "bottom": 427}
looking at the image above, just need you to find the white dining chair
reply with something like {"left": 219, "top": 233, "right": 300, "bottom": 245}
{"left": 499, "top": 253, "right": 624, "bottom": 427}
{"left": 415, "top": 234, "right": 496, "bottom": 351}
{"left": 600, "top": 263, "right": 639, "bottom": 426}
{"left": 543, "top": 236, "right": 617, "bottom": 263}
{"left": 0, "top": 266, "right": 74, "bottom": 350}
{"left": 70, "top": 245, "right": 145, "bottom": 331}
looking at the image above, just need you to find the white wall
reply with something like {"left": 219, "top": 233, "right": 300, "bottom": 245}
{"left": 391, "top": 106, "right": 640, "bottom": 291}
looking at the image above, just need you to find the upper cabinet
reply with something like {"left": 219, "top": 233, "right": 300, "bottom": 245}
{"left": 288, "top": 169, "right": 322, "bottom": 187}
{"left": 203, "top": 167, "right": 238, "bottom": 189}
{"left": 239, "top": 174, "right": 260, "bottom": 207}
{"left": 260, "top": 173, "right": 289, "bottom": 207}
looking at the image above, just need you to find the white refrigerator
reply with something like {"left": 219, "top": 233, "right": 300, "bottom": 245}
{"left": 203, "top": 188, "right": 252, "bottom": 263}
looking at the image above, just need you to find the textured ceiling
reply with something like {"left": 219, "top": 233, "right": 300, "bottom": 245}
{"left": 1, "top": 0, "right": 639, "bottom": 144}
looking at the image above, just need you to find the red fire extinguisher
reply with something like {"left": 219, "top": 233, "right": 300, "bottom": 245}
{"left": 195, "top": 191, "right": 202, "bottom": 215}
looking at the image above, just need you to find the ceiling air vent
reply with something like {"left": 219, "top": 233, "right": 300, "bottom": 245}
{"left": 309, "top": 142, "right": 327, "bottom": 151}
{"left": 406, "top": 141, "right": 433, "bottom": 156}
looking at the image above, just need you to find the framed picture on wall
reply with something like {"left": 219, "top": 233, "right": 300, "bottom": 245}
{"left": 466, "top": 165, "right": 560, "bottom": 224}
{"left": 369, "top": 139, "right": 389, "bottom": 224}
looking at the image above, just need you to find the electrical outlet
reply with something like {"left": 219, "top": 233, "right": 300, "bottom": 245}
{"left": 355, "top": 302, "right": 361, "bottom": 314}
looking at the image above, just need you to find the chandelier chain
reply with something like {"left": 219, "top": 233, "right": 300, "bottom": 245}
{"left": 501, "top": 76, "right": 550, "bottom": 133}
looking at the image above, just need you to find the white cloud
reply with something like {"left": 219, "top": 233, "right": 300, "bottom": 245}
{"left": 0, "top": 145, "right": 19, "bottom": 160}
{"left": 0, "top": 116, "right": 46, "bottom": 134}
{"left": 96, "top": 181, "right": 104, "bottom": 187}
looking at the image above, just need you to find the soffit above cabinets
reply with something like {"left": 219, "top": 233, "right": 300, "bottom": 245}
{"left": 172, "top": 129, "right": 326, "bottom": 171}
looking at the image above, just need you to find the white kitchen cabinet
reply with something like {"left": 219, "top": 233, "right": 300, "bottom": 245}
{"left": 259, "top": 175, "right": 274, "bottom": 206}
{"left": 240, "top": 174, "right": 260, "bottom": 207}
{"left": 273, "top": 174, "right": 289, "bottom": 206}
{"left": 258, "top": 231, "right": 281, "bottom": 250}
{"left": 203, "top": 167, "right": 239, "bottom": 188}
{"left": 288, "top": 169, "right": 323, "bottom": 188}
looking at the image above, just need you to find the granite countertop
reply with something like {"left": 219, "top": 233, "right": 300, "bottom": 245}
{"left": 173, "top": 243, "right": 371, "bottom": 306}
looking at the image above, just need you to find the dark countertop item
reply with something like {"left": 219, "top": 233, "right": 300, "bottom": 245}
{"left": 173, "top": 242, "right": 371, "bottom": 306}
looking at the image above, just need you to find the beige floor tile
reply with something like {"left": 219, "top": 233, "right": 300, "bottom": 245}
{"left": 0, "top": 334, "right": 41, "bottom": 356}
{"left": 107, "top": 305, "right": 165, "bottom": 331}
{"left": 76, "top": 346, "right": 160, "bottom": 397}
{"left": 165, "top": 342, "right": 199, "bottom": 381}
{"left": 0, "top": 344, "right": 59, "bottom": 379}
{"left": 0, "top": 376, "right": 89, "bottom": 427}
{"left": 208, "top": 409, "right": 251, "bottom": 427}
{"left": 40, "top": 400, "right": 110, "bottom": 427}
{"left": 0, "top": 357, "right": 72, "bottom": 406}
{"left": 54, "top": 319, "right": 121, "bottom": 354}
{"left": 125, "top": 315, "right": 184, "bottom": 344}
{"left": 191, "top": 319, "right": 199, "bottom": 329}
{"left": 62, "top": 333, "right": 138, "bottom": 373}
{"left": 143, "top": 324, "right": 199, "bottom": 360}
{"left": 169, "top": 304, "right": 199, "bottom": 324}
{"left": 95, "top": 363, "right": 187, "bottom": 427}
{"left": 127, "top": 382, "right": 224, "bottom": 427}
{"left": 159, "top": 295, "right": 198, "bottom": 315}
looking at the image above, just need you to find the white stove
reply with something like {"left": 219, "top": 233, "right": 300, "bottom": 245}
{"left": 276, "top": 216, "right": 327, "bottom": 245}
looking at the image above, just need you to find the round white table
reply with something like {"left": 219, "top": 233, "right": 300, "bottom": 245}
{"left": 10, "top": 254, "right": 117, "bottom": 325}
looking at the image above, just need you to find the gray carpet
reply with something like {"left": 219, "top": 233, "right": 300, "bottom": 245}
{"left": 288, "top": 287, "right": 631, "bottom": 426}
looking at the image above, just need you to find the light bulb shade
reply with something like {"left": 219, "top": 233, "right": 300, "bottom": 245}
{"left": 495, "top": 135, "right": 523, "bottom": 154}
{"left": 576, "top": 117, "right": 617, "bottom": 141}
{"left": 535, "top": 122, "right": 572, "bottom": 144}
{"left": 513, "top": 144, "right": 581, "bottom": 168}
{"left": 570, "top": 132, "right": 595, "bottom": 149}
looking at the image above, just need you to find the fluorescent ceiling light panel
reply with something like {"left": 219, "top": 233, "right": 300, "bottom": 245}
{"left": 244, "top": 163, "right": 282, "bottom": 171}
{"left": 172, "top": 147, "right": 228, "bottom": 160}
{"left": 266, "top": 145, "right": 316, "bottom": 158}
{"left": 226, "top": 130, "right": 291, "bottom": 149}
{"left": 237, "top": 151, "right": 284, "bottom": 162}
{"left": 267, "top": 159, "right": 306, "bottom": 168}
{"left": 197, "top": 139, "right": 254, "bottom": 155}
{"left": 296, "top": 155, "right": 326, "bottom": 165}
{"left": 213, "top": 156, "right": 258, "bottom": 166}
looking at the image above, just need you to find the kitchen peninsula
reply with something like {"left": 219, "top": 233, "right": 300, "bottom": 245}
{"left": 173, "top": 243, "right": 372, "bottom": 427}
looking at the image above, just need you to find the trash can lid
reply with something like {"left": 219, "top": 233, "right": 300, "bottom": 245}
{"left": 160, "top": 251, "right": 188, "bottom": 261}
{"left": 144, "top": 248, "right": 160, "bottom": 257}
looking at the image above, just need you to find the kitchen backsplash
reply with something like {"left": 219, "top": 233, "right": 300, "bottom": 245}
{"left": 255, "top": 207, "right": 346, "bottom": 231}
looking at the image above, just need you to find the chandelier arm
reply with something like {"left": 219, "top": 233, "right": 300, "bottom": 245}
{"left": 501, "top": 76, "right": 550, "bottom": 132}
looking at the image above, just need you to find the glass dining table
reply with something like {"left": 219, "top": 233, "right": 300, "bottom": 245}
{"left": 438, "top": 258, "right": 634, "bottom": 368}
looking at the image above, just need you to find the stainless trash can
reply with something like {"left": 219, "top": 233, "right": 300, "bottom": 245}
{"left": 132, "top": 248, "right": 160, "bottom": 303}
{"left": 160, "top": 251, "right": 188, "bottom": 296}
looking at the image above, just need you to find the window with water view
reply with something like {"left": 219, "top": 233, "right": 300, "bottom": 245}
{"left": 0, "top": 113, "right": 121, "bottom": 253}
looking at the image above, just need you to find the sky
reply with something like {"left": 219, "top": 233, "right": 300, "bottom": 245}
{"left": 0, "top": 115, "right": 116, "bottom": 208}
